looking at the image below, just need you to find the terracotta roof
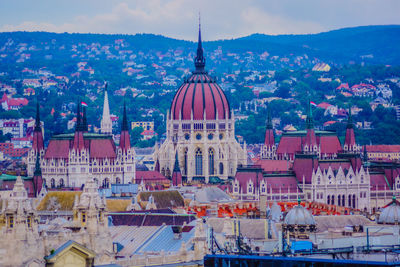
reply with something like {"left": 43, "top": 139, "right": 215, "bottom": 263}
{"left": 317, "top": 102, "right": 333, "bottom": 109}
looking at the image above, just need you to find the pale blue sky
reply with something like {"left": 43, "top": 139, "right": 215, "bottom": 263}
{"left": 1, "top": 0, "right": 399, "bottom": 40}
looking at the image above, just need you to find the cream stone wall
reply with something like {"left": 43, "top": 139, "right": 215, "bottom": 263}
{"left": 156, "top": 111, "right": 247, "bottom": 183}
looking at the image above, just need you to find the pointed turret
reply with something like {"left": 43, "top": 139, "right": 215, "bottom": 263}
{"left": 172, "top": 151, "right": 182, "bottom": 186}
{"left": 344, "top": 107, "right": 356, "bottom": 152}
{"left": 264, "top": 108, "right": 275, "bottom": 146}
{"left": 82, "top": 105, "right": 88, "bottom": 132}
{"left": 73, "top": 102, "right": 85, "bottom": 150}
{"left": 304, "top": 100, "right": 317, "bottom": 152}
{"left": 194, "top": 15, "right": 206, "bottom": 73}
{"left": 119, "top": 102, "right": 131, "bottom": 151}
{"left": 101, "top": 83, "right": 112, "bottom": 135}
{"left": 32, "top": 100, "right": 44, "bottom": 152}
{"left": 33, "top": 152, "right": 43, "bottom": 197}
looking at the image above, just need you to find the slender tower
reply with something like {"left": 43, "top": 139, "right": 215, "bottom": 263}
{"left": 303, "top": 100, "right": 318, "bottom": 154}
{"left": 344, "top": 107, "right": 357, "bottom": 152}
{"left": 100, "top": 83, "right": 112, "bottom": 135}
{"left": 32, "top": 101, "right": 44, "bottom": 152}
{"left": 119, "top": 102, "right": 131, "bottom": 151}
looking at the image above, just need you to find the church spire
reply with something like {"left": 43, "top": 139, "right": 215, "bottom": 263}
{"left": 194, "top": 14, "right": 206, "bottom": 73}
{"left": 264, "top": 107, "right": 275, "bottom": 147}
{"left": 347, "top": 106, "right": 353, "bottom": 129}
{"left": 122, "top": 101, "right": 128, "bottom": 131}
{"left": 119, "top": 101, "right": 131, "bottom": 151}
{"left": 73, "top": 101, "right": 85, "bottom": 150}
{"left": 306, "top": 100, "right": 314, "bottom": 130}
{"left": 82, "top": 105, "right": 88, "bottom": 132}
{"left": 32, "top": 99, "right": 44, "bottom": 152}
{"left": 101, "top": 83, "right": 112, "bottom": 135}
{"left": 344, "top": 106, "right": 356, "bottom": 151}
{"left": 33, "top": 152, "right": 43, "bottom": 197}
{"left": 34, "top": 100, "right": 41, "bottom": 132}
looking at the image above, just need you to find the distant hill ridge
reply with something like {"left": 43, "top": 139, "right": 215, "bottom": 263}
{"left": 1, "top": 25, "right": 400, "bottom": 64}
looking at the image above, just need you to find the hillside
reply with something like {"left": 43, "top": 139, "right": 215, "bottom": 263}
{"left": 1, "top": 25, "right": 399, "bottom": 65}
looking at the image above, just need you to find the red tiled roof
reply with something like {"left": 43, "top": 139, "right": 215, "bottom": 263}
{"left": 264, "top": 129, "right": 274, "bottom": 146}
{"left": 319, "top": 135, "right": 342, "bottom": 154}
{"left": 45, "top": 140, "right": 70, "bottom": 159}
{"left": 344, "top": 127, "right": 356, "bottom": 147}
{"left": 264, "top": 176, "right": 299, "bottom": 194}
{"left": 317, "top": 102, "right": 332, "bottom": 109}
{"left": 336, "top": 83, "right": 349, "bottom": 90}
{"left": 136, "top": 171, "right": 169, "bottom": 183}
{"left": 89, "top": 139, "right": 116, "bottom": 159}
{"left": 366, "top": 145, "right": 400, "bottom": 153}
{"left": 254, "top": 159, "right": 292, "bottom": 172}
{"left": 370, "top": 173, "right": 390, "bottom": 191}
{"left": 293, "top": 157, "right": 319, "bottom": 184}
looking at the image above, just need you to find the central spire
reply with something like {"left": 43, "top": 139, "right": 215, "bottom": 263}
{"left": 194, "top": 14, "right": 206, "bottom": 73}
{"left": 306, "top": 100, "right": 314, "bottom": 129}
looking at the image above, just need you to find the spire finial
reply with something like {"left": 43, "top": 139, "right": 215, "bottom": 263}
{"left": 82, "top": 105, "right": 88, "bottom": 132}
{"left": 306, "top": 98, "right": 314, "bottom": 129}
{"left": 76, "top": 101, "right": 82, "bottom": 131}
{"left": 122, "top": 101, "right": 129, "bottom": 131}
{"left": 347, "top": 106, "right": 353, "bottom": 129}
{"left": 35, "top": 99, "right": 41, "bottom": 132}
{"left": 194, "top": 14, "right": 206, "bottom": 73}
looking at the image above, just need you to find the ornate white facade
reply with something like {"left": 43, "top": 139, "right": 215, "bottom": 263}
{"left": 155, "top": 25, "right": 246, "bottom": 183}
{"left": 157, "top": 111, "right": 247, "bottom": 183}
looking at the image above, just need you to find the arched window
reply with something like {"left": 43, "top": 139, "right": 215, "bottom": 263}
{"left": 219, "top": 163, "right": 224, "bottom": 175}
{"left": 195, "top": 148, "right": 203, "bottom": 176}
{"left": 59, "top": 178, "right": 64, "bottom": 187}
{"left": 209, "top": 148, "right": 215, "bottom": 175}
{"left": 331, "top": 195, "right": 335, "bottom": 205}
{"left": 360, "top": 175, "right": 364, "bottom": 184}
{"left": 352, "top": 194, "right": 356, "bottom": 209}
{"left": 102, "top": 178, "right": 109, "bottom": 188}
{"left": 317, "top": 176, "right": 321, "bottom": 185}
{"left": 327, "top": 195, "right": 330, "bottom": 205}
{"left": 51, "top": 178, "right": 55, "bottom": 188}
{"left": 261, "top": 183, "right": 266, "bottom": 193}
{"left": 338, "top": 195, "right": 341, "bottom": 206}
{"left": 342, "top": 195, "right": 345, "bottom": 206}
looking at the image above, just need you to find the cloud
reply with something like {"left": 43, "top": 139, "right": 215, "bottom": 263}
{"left": 0, "top": 0, "right": 399, "bottom": 40}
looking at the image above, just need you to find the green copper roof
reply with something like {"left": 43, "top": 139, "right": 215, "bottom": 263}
{"left": 282, "top": 130, "right": 337, "bottom": 137}
{"left": 51, "top": 132, "right": 113, "bottom": 140}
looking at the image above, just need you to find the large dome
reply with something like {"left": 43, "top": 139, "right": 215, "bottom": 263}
{"left": 379, "top": 196, "right": 400, "bottom": 224}
{"left": 284, "top": 204, "right": 316, "bottom": 225}
{"left": 169, "top": 24, "right": 230, "bottom": 121}
{"left": 170, "top": 73, "right": 230, "bottom": 120}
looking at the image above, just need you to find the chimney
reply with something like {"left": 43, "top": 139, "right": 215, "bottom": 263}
{"left": 172, "top": 225, "right": 182, "bottom": 239}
